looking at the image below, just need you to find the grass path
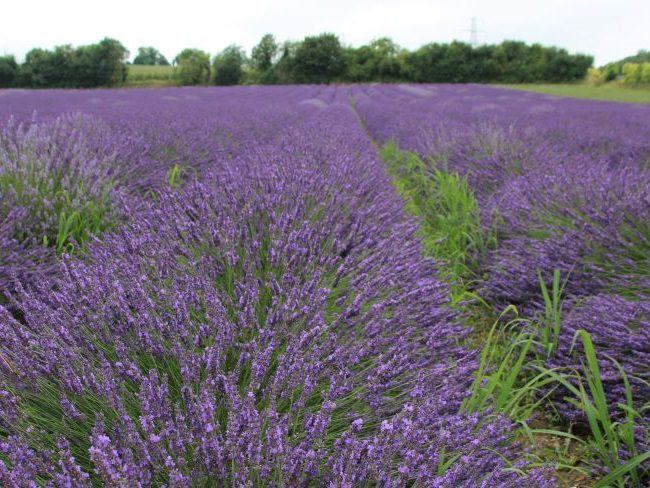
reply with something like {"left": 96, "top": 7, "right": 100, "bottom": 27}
{"left": 495, "top": 83, "right": 650, "bottom": 104}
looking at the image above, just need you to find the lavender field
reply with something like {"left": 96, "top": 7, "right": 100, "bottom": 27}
{"left": 0, "top": 84, "right": 648, "bottom": 486}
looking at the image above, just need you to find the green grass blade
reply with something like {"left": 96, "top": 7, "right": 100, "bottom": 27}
{"left": 595, "top": 451, "right": 650, "bottom": 488}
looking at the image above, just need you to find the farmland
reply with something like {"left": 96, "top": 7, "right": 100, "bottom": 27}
{"left": 0, "top": 84, "right": 649, "bottom": 486}
{"left": 498, "top": 82, "right": 650, "bottom": 104}
{"left": 125, "top": 64, "right": 177, "bottom": 87}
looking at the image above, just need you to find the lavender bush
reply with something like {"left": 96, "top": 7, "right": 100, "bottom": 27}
{"left": 548, "top": 295, "right": 650, "bottom": 423}
{"left": 0, "top": 114, "right": 127, "bottom": 293}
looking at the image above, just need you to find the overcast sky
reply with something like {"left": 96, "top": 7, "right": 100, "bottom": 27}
{"left": 2, "top": 0, "right": 648, "bottom": 66}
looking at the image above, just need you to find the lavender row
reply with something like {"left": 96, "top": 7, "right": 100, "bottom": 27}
{"left": 353, "top": 84, "right": 650, "bottom": 443}
{"left": 0, "top": 86, "right": 551, "bottom": 485}
{"left": 0, "top": 87, "right": 326, "bottom": 293}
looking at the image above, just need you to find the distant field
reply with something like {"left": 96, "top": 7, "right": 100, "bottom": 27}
{"left": 497, "top": 82, "right": 650, "bottom": 103}
{"left": 126, "top": 64, "right": 177, "bottom": 87}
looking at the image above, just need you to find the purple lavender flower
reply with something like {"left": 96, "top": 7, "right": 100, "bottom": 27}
{"left": 0, "top": 85, "right": 550, "bottom": 486}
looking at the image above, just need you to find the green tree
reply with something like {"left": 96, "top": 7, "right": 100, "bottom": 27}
{"left": 602, "top": 63, "right": 619, "bottom": 81}
{"left": 441, "top": 41, "right": 474, "bottom": 82}
{"left": 18, "top": 39, "right": 127, "bottom": 88}
{"left": 470, "top": 45, "right": 500, "bottom": 82}
{"left": 0, "top": 55, "right": 18, "bottom": 87}
{"left": 292, "top": 33, "right": 346, "bottom": 84}
{"left": 543, "top": 48, "right": 592, "bottom": 82}
{"left": 586, "top": 67, "right": 605, "bottom": 85}
{"left": 641, "top": 63, "right": 650, "bottom": 83}
{"left": 173, "top": 48, "right": 210, "bottom": 85}
{"left": 345, "top": 38, "right": 404, "bottom": 82}
{"left": 272, "top": 41, "right": 299, "bottom": 84}
{"left": 90, "top": 38, "right": 129, "bottom": 86}
{"left": 409, "top": 43, "right": 447, "bottom": 82}
{"left": 21, "top": 45, "right": 75, "bottom": 87}
{"left": 8, "top": 36, "right": 597, "bottom": 87}
{"left": 622, "top": 63, "right": 643, "bottom": 83}
{"left": 72, "top": 38, "right": 129, "bottom": 87}
{"left": 251, "top": 34, "right": 278, "bottom": 72}
{"left": 494, "top": 41, "right": 535, "bottom": 82}
{"left": 370, "top": 38, "right": 403, "bottom": 80}
{"left": 133, "top": 46, "right": 169, "bottom": 65}
{"left": 617, "top": 49, "right": 650, "bottom": 65}
{"left": 410, "top": 42, "right": 477, "bottom": 83}
{"left": 213, "top": 45, "right": 246, "bottom": 86}
{"left": 599, "top": 50, "right": 649, "bottom": 81}
{"left": 20, "top": 49, "right": 45, "bottom": 87}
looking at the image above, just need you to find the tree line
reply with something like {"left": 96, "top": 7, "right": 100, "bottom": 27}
{"left": 0, "top": 38, "right": 129, "bottom": 88}
{"left": 588, "top": 50, "right": 650, "bottom": 84}
{"left": 0, "top": 34, "right": 594, "bottom": 88}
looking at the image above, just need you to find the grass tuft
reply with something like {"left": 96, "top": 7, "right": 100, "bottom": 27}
{"left": 379, "top": 142, "right": 491, "bottom": 300}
